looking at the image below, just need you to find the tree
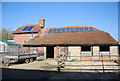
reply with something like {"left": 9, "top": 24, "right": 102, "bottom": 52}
{"left": 0, "top": 28, "right": 13, "bottom": 41}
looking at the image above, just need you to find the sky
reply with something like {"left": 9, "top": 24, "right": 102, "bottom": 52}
{"left": 1, "top": 0, "right": 120, "bottom": 2}
{"left": 1, "top": 2, "right": 119, "bottom": 41}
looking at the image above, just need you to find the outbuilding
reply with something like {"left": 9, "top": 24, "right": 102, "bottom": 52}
{"left": 13, "top": 17, "right": 119, "bottom": 61}
{"left": 24, "top": 25, "right": 119, "bottom": 61}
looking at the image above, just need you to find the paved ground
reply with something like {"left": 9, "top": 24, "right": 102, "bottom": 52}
{"left": 8, "top": 59, "right": 57, "bottom": 70}
{"left": 1, "top": 59, "right": 120, "bottom": 80}
{"left": 2, "top": 68, "right": 120, "bottom": 80}
{"left": 7, "top": 59, "right": 119, "bottom": 72}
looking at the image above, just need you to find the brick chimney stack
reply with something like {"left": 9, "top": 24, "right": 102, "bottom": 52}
{"left": 38, "top": 17, "right": 45, "bottom": 28}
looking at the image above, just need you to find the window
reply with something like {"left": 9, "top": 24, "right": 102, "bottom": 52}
{"left": 30, "top": 33, "right": 34, "bottom": 39}
{"left": 81, "top": 46, "right": 91, "bottom": 51}
{"left": 60, "top": 47, "right": 68, "bottom": 55}
{"left": 100, "top": 46, "right": 109, "bottom": 51}
{"left": 81, "top": 46, "right": 91, "bottom": 55}
{"left": 100, "top": 46, "right": 110, "bottom": 55}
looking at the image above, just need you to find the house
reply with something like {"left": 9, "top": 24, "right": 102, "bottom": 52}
{"left": 13, "top": 17, "right": 45, "bottom": 52}
{"left": 13, "top": 17, "right": 45, "bottom": 44}
{"left": 13, "top": 17, "right": 119, "bottom": 61}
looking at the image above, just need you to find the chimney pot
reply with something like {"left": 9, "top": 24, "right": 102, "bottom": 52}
{"left": 38, "top": 17, "right": 45, "bottom": 28}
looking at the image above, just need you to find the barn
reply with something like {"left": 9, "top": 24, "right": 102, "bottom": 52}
{"left": 24, "top": 25, "right": 119, "bottom": 61}
{"left": 13, "top": 17, "right": 119, "bottom": 61}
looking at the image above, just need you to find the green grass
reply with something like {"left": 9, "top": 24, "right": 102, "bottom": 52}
{"left": 0, "top": 63, "right": 8, "bottom": 66}
{"left": 95, "top": 61, "right": 113, "bottom": 62}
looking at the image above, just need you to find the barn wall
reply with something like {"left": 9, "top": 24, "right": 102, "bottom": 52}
{"left": 92, "top": 46, "right": 100, "bottom": 60}
{"left": 44, "top": 45, "right": 119, "bottom": 61}
{"left": 110, "top": 46, "right": 119, "bottom": 60}
{"left": 44, "top": 47, "right": 46, "bottom": 59}
{"left": 68, "top": 46, "right": 81, "bottom": 60}
{"left": 54, "top": 47, "right": 60, "bottom": 59}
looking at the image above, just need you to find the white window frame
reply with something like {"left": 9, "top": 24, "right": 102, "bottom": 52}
{"left": 30, "top": 33, "right": 34, "bottom": 39}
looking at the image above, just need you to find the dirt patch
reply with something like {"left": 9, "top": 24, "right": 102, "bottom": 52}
{"left": 8, "top": 59, "right": 57, "bottom": 70}
{"left": 40, "top": 63, "right": 57, "bottom": 70}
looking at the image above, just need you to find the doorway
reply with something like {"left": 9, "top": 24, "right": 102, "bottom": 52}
{"left": 46, "top": 46, "right": 54, "bottom": 58}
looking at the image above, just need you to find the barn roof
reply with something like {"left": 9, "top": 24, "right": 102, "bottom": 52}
{"left": 24, "top": 26, "right": 118, "bottom": 46}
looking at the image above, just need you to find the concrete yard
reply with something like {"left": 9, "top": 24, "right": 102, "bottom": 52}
{"left": 8, "top": 59, "right": 57, "bottom": 70}
{"left": 6, "top": 59, "right": 119, "bottom": 72}
{"left": 1, "top": 59, "right": 120, "bottom": 80}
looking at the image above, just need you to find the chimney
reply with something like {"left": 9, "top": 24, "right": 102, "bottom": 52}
{"left": 38, "top": 17, "right": 45, "bottom": 28}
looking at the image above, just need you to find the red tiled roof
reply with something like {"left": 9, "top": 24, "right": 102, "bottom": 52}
{"left": 45, "top": 25, "right": 93, "bottom": 29}
{"left": 25, "top": 26, "right": 118, "bottom": 45}
{"left": 13, "top": 24, "right": 42, "bottom": 34}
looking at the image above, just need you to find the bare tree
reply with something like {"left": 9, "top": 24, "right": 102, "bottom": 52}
{"left": 0, "top": 27, "right": 13, "bottom": 41}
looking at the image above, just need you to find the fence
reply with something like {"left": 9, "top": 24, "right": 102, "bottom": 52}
{"left": 57, "top": 54, "right": 120, "bottom": 73}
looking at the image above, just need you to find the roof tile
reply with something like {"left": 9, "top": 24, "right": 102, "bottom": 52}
{"left": 25, "top": 26, "right": 118, "bottom": 45}
{"left": 13, "top": 24, "right": 42, "bottom": 34}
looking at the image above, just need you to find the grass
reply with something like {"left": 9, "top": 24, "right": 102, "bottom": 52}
{"left": 95, "top": 61, "right": 113, "bottom": 62}
{"left": 0, "top": 63, "right": 9, "bottom": 67}
{"left": 0, "top": 63, "right": 5, "bottom": 65}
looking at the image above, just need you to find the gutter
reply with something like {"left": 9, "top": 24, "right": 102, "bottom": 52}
{"left": 23, "top": 44, "right": 120, "bottom": 47}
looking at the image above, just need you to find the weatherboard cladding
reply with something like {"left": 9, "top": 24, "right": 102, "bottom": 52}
{"left": 25, "top": 26, "right": 118, "bottom": 45}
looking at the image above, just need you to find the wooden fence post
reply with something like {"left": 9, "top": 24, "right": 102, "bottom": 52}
{"left": 101, "top": 54, "right": 105, "bottom": 74}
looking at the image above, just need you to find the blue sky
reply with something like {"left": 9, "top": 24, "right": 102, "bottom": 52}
{"left": 2, "top": 2, "right": 118, "bottom": 41}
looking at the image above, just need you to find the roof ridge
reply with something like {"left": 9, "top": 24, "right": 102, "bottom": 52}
{"left": 45, "top": 25, "right": 93, "bottom": 29}
{"left": 22, "top": 24, "right": 39, "bottom": 26}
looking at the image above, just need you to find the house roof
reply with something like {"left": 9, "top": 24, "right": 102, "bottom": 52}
{"left": 24, "top": 26, "right": 118, "bottom": 46}
{"left": 13, "top": 24, "right": 42, "bottom": 34}
{"left": 0, "top": 40, "right": 20, "bottom": 45}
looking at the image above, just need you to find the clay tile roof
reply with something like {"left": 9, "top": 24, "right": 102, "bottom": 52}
{"left": 13, "top": 24, "right": 42, "bottom": 34}
{"left": 25, "top": 26, "right": 118, "bottom": 45}
{"left": 45, "top": 25, "right": 93, "bottom": 29}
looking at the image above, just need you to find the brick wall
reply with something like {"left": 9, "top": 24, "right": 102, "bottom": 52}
{"left": 13, "top": 33, "right": 38, "bottom": 44}
{"left": 13, "top": 33, "right": 44, "bottom": 53}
